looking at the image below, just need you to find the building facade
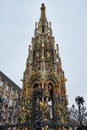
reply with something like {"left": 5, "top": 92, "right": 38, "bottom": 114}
{"left": 20, "top": 3, "right": 68, "bottom": 130}
{"left": 0, "top": 71, "right": 21, "bottom": 107}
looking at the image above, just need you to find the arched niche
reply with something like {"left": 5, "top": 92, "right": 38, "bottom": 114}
{"left": 31, "top": 81, "right": 42, "bottom": 121}
{"left": 45, "top": 79, "right": 56, "bottom": 119}
{"left": 48, "top": 82, "right": 54, "bottom": 103}
{"left": 47, "top": 82, "right": 55, "bottom": 119}
{"left": 45, "top": 78, "right": 56, "bottom": 94}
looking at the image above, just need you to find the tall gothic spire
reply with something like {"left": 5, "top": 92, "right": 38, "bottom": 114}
{"left": 20, "top": 4, "right": 68, "bottom": 130}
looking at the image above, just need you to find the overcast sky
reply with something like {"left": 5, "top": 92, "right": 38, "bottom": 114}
{"left": 0, "top": 0, "right": 87, "bottom": 108}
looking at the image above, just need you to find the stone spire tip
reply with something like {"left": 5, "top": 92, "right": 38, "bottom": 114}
{"left": 40, "top": 3, "right": 46, "bottom": 21}
{"left": 41, "top": 3, "right": 46, "bottom": 11}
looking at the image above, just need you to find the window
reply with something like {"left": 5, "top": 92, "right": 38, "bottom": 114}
{"left": 0, "top": 80, "right": 3, "bottom": 87}
{"left": 5, "top": 95, "right": 8, "bottom": 103}
{"left": 42, "top": 25, "right": 44, "bottom": 33}
{"left": 33, "top": 50, "right": 35, "bottom": 62}
{"left": 52, "top": 50, "right": 54, "bottom": 62}
{"left": 0, "top": 91, "right": 3, "bottom": 97}
{"left": 9, "top": 99, "right": 13, "bottom": 106}
{"left": 6, "top": 84, "right": 10, "bottom": 91}
{"left": 15, "top": 93, "right": 18, "bottom": 99}
{"left": 11, "top": 88, "right": 15, "bottom": 96}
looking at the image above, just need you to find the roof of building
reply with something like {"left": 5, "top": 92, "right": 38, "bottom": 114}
{"left": 0, "top": 71, "right": 21, "bottom": 92}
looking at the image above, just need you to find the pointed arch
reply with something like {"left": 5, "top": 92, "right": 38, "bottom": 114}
{"left": 30, "top": 78, "right": 41, "bottom": 89}
{"left": 45, "top": 77, "right": 57, "bottom": 91}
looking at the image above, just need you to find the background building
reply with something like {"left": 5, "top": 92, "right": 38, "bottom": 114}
{"left": 0, "top": 71, "right": 21, "bottom": 107}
